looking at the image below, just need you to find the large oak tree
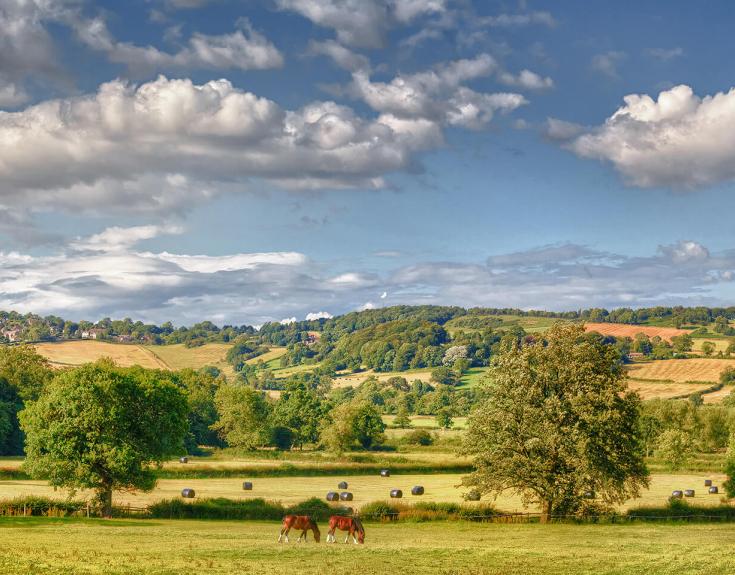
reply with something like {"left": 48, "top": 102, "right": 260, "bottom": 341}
{"left": 461, "top": 324, "right": 649, "bottom": 522}
{"left": 20, "top": 360, "right": 188, "bottom": 517}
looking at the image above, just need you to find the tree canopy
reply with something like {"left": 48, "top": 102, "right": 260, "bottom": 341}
{"left": 20, "top": 360, "right": 188, "bottom": 517}
{"left": 461, "top": 324, "right": 649, "bottom": 522}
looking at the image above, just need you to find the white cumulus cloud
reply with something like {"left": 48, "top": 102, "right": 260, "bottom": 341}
{"left": 565, "top": 84, "right": 735, "bottom": 188}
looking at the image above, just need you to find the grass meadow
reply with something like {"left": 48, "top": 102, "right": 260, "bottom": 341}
{"left": 1, "top": 517, "right": 734, "bottom": 574}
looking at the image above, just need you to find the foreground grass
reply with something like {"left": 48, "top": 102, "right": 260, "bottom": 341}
{"left": 0, "top": 517, "right": 733, "bottom": 574}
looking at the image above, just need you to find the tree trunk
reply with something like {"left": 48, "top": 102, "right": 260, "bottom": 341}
{"left": 98, "top": 483, "right": 113, "bottom": 519}
{"left": 540, "top": 500, "right": 553, "bottom": 524}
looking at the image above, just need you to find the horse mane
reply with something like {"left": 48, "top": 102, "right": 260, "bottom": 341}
{"left": 353, "top": 516, "right": 364, "bottom": 534}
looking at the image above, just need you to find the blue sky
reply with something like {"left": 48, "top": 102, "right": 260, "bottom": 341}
{"left": 2, "top": 0, "right": 735, "bottom": 325}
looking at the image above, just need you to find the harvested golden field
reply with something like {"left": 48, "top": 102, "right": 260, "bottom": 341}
{"left": 333, "top": 369, "right": 433, "bottom": 388}
{"left": 146, "top": 343, "right": 235, "bottom": 378}
{"left": 34, "top": 341, "right": 168, "bottom": 370}
{"left": 704, "top": 385, "right": 733, "bottom": 404}
{"left": 585, "top": 322, "right": 688, "bottom": 341}
{"left": 626, "top": 358, "right": 734, "bottom": 383}
{"left": 627, "top": 381, "right": 711, "bottom": 400}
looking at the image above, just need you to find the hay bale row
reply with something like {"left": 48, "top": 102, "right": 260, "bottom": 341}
{"left": 181, "top": 488, "right": 195, "bottom": 499}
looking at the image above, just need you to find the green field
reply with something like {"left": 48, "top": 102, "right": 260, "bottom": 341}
{"left": 1, "top": 517, "right": 734, "bottom": 574}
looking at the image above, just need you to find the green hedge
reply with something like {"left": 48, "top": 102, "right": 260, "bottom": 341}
{"left": 0, "top": 496, "right": 86, "bottom": 517}
{"left": 626, "top": 499, "right": 735, "bottom": 521}
{"left": 360, "top": 500, "right": 498, "bottom": 522}
{"left": 148, "top": 497, "right": 352, "bottom": 521}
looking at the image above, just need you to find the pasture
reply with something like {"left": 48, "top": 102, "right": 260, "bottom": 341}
{"left": 0, "top": 517, "right": 734, "bottom": 574}
{"left": 584, "top": 323, "right": 688, "bottom": 341}
{"left": 0, "top": 472, "right": 727, "bottom": 512}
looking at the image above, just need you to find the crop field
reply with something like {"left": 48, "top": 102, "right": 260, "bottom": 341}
{"left": 382, "top": 415, "right": 468, "bottom": 429}
{"left": 332, "top": 369, "right": 434, "bottom": 388}
{"left": 626, "top": 381, "right": 719, "bottom": 401}
{"left": 146, "top": 343, "right": 235, "bottom": 378}
{"left": 0, "top": 472, "right": 726, "bottom": 513}
{"left": 1, "top": 518, "right": 735, "bottom": 575}
{"left": 692, "top": 338, "right": 733, "bottom": 353}
{"left": 34, "top": 341, "right": 169, "bottom": 370}
{"left": 626, "top": 358, "right": 734, "bottom": 383}
{"left": 584, "top": 323, "right": 688, "bottom": 341}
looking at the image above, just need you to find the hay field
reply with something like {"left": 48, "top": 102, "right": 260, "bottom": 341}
{"left": 146, "top": 343, "right": 235, "bottom": 378}
{"left": 0, "top": 472, "right": 726, "bottom": 512}
{"left": 34, "top": 341, "right": 168, "bottom": 370}
{"left": 626, "top": 381, "right": 711, "bottom": 400}
{"left": 626, "top": 358, "right": 734, "bottom": 383}
{"left": 585, "top": 323, "right": 688, "bottom": 341}
{"left": 333, "top": 369, "right": 433, "bottom": 388}
{"left": 692, "top": 338, "right": 733, "bottom": 354}
{"left": 245, "top": 346, "right": 287, "bottom": 365}
{"left": 2, "top": 518, "right": 735, "bottom": 575}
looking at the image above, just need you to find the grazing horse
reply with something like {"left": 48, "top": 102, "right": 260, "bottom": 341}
{"left": 278, "top": 515, "right": 321, "bottom": 543}
{"left": 326, "top": 515, "right": 365, "bottom": 544}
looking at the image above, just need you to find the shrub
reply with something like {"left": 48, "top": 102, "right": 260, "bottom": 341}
{"left": 148, "top": 496, "right": 351, "bottom": 521}
{"left": 360, "top": 500, "right": 497, "bottom": 522}
{"left": 402, "top": 429, "right": 434, "bottom": 446}
{"left": 627, "top": 499, "right": 735, "bottom": 521}
{"left": 0, "top": 496, "right": 86, "bottom": 517}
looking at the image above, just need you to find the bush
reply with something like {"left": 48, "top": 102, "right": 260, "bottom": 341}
{"left": 402, "top": 429, "right": 433, "bottom": 446}
{"left": 0, "top": 496, "right": 86, "bottom": 517}
{"left": 147, "top": 497, "right": 351, "bottom": 521}
{"left": 360, "top": 500, "right": 497, "bottom": 522}
{"left": 626, "top": 499, "right": 735, "bottom": 521}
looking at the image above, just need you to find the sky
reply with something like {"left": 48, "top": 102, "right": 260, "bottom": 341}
{"left": 2, "top": 0, "right": 735, "bottom": 326}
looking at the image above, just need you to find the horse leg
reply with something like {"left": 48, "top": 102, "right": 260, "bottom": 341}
{"left": 278, "top": 526, "right": 285, "bottom": 543}
{"left": 344, "top": 531, "right": 349, "bottom": 544}
{"left": 327, "top": 529, "right": 335, "bottom": 543}
{"left": 284, "top": 527, "right": 290, "bottom": 543}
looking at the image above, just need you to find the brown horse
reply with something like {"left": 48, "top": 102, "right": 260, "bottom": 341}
{"left": 278, "top": 515, "right": 321, "bottom": 543}
{"left": 327, "top": 515, "right": 365, "bottom": 544}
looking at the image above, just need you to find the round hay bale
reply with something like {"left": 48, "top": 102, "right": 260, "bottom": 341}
{"left": 179, "top": 456, "right": 188, "bottom": 464}
{"left": 380, "top": 469, "right": 390, "bottom": 477}
{"left": 339, "top": 492, "right": 353, "bottom": 501}
{"left": 671, "top": 490, "right": 683, "bottom": 499}
{"left": 242, "top": 481, "right": 253, "bottom": 491}
{"left": 181, "top": 488, "right": 195, "bottom": 498}
{"left": 583, "top": 490, "right": 595, "bottom": 499}
{"left": 709, "top": 486, "right": 719, "bottom": 494}
{"left": 326, "top": 491, "right": 340, "bottom": 502}
{"left": 390, "top": 489, "right": 402, "bottom": 498}
{"left": 684, "top": 489, "right": 695, "bottom": 497}
{"left": 705, "top": 479, "right": 713, "bottom": 487}
{"left": 411, "top": 486, "right": 424, "bottom": 496}
{"left": 338, "top": 481, "right": 348, "bottom": 489}
{"left": 466, "top": 490, "right": 481, "bottom": 501}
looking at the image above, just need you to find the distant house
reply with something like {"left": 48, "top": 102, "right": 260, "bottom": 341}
{"left": 81, "top": 328, "right": 104, "bottom": 340}
{"left": 2, "top": 328, "right": 22, "bottom": 342}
